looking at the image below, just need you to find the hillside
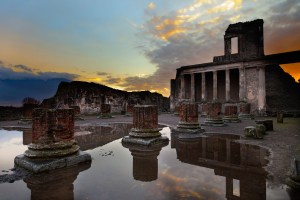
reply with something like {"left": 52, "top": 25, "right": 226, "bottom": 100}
{"left": 41, "top": 81, "right": 170, "bottom": 114}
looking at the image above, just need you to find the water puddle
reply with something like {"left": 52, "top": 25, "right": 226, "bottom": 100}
{"left": 0, "top": 125, "right": 292, "bottom": 199}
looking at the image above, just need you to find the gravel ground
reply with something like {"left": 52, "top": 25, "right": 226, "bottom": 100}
{"left": 0, "top": 113, "right": 299, "bottom": 186}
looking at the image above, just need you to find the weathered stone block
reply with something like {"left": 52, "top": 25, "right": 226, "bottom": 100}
{"left": 129, "top": 105, "right": 161, "bottom": 138}
{"left": 239, "top": 102, "right": 254, "bottom": 119}
{"left": 256, "top": 124, "right": 266, "bottom": 135}
{"left": 207, "top": 102, "right": 222, "bottom": 118}
{"left": 277, "top": 112, "right": 284, "bottom": 123}
{"left": 223, "top": 105, "right": 240, "bottom": 123}
{"left": 133, "top": 105, "right": 158, "bottom": 131}
{"left": 175, "top": 103, "right": 204, "bottom": 133}
{"left": 255, "top": 119, "right": 273, "bottom": 131}
{"left": 201, "top": 103, "right": 208, "bottom": 116}
{"left": 179, "top": 103, "right": 198, "bottom": 123}
{"left": 203, "top": 102, "right": 226, "bottom": 126}
{"left": 244, "top": 126, "right": 263, "bottom": 139}
{"left": 15, "top": 108, "right": 92, "bottom": 173}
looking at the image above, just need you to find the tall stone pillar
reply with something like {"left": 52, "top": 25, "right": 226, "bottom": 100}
{"left": 180, "top": 75, "right": 185, "bottom": 99}
{"left": 191, "top": 73, "right": 195, "bottom": 101}
{"left": 239, "top": 67, "right": 246, "bottom": 101}
{"left": 258, "top": 67, "right": 266, "bottom": 114}
{"left": 201, "top": 72, "right": 206, "bottom": 101}
{"left": 225, "top": 69, "right": 230, "bottom": 101}
{"left": 213, "top": 71, "right": 218, "bottom": 101}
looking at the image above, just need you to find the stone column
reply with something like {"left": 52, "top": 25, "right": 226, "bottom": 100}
{"left": 239, "top": 67, "right": 246, "bottom": 101}
{"left": 175, "top": 103, "right": 204, "bottom": 133}
{"left": 213, "top": 71, "right": 217, "bottom": 101}
{"left": 223, "top": 105, "right": 240, "bottom": 123}
{"left": 225, "top": 69, "right": 230, "bottom": 101}
{"left": 204, "top": 102, "right": 225, "bottom": 126}
{"left": 191, "top": 73, "right": 195, "bottom": 101}
{"left": 123, "top": 105, "right": 168, "bottom": 145}
{"left": 180, "top": 75, "right": 185, "bottom": 99}
{"left": 201, "top": 72, "right": 206, "bottom": 101}
{"left": 257, "top": 66, "right": 266, "bottom": 114}
{"left": 15, "top": 108, "right": 92, "bottom": 173}
{"left": 130, "top": 105, "right": 160, "bottom": 138}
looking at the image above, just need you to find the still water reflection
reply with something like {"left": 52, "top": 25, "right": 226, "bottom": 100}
{"left": 0, "top": 125, "right": 290, "bottom": 200}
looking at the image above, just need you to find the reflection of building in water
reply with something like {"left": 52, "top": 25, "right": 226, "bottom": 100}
{"left": 24, "top": 162, "right": 91, "bottom": 200}
{"left": 75, "top": 123, "right": 133, "bottom": 150}
{"left": 172, "top": 133, "right": 268, "bottom": 200}
{"left": 123, "top": 141, "right": 168, "bottom": 182}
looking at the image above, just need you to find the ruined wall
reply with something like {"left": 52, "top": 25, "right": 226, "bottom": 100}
{"left": 265, "top": 65, "right": 300, "bottom": 112}
{"left": 41, "top": 81, "right": 169, "bottom": 114}
{"left": 245, "top": 68, "right": 259, "bottom": 113}
{"left": 0, "top": 106, "right": 23, "bottom": 121}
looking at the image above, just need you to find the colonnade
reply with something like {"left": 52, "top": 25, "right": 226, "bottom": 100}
{"left": 176, "top": 66, "right": 266, "bottom": 108}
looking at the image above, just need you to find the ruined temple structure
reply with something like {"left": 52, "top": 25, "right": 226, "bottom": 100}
{"left": 41, "top": 81, "right": 169, "bottom": 115}
{"left": 170, "top": 19, "right": 300, "bottom": 115}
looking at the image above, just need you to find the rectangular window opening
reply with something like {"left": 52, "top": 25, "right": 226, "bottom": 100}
{"left": 231, "top": 37, "right": 238, "bottom": 54}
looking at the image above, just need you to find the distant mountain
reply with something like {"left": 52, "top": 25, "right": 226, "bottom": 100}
{"left": 0, "top": 78, "right": 71, "bottom": 106}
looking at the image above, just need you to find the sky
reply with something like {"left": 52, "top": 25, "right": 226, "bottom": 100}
{"left": 0, "top": 0, "right": 300, "bottom": 105}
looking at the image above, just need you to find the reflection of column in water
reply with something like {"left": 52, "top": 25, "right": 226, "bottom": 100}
{"left": 24, "top": 162, "right": 91, "bottom": 200}
{"left": 123, "top": 142, "right": 168, "bottom": 182}
{"left": 22, "top": 129, "right": 32, "bottom": 145}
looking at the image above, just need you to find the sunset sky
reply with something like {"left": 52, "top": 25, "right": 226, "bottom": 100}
{"left": 0, "top": 0, "right": 299, "bottom": 103}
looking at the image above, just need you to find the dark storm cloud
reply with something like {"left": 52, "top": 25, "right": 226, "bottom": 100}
{"left": 0, "top": 63, "right": 79, "bottom": 106}
{"left": 0, "top": 65, "right": 78, "bottom": 80}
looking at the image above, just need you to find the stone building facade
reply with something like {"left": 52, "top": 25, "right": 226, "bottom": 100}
{"left": 170, "top": 19, "right": 300, "bottom": 115}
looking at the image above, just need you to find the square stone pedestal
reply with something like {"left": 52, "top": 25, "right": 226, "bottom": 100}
{"left": 14, "top": 151, "right": 91, "bottom": 173}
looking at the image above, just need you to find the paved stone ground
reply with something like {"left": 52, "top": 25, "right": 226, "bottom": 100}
{"left": 0, "top": 113, "right": 299, "bottom": 186}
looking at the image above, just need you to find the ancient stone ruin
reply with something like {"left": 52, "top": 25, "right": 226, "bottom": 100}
{"left": 238, "top": 102, "right": 254, "bottom": 119}
{"left": 14, "top": 108, "right": 91, "bottom": 173}
{"left": 122, "top": 105, "right": 168, "bottom": 146}
{"left": 170, "top": 19, "right": 300, "bottom": 116}
{"left": 174, "top": 102, "right": 205, "bottom": 133}
{"left": 223, "top": 104, "right": 240, "bottom": 123}
{"left": 203, "top": 102, "right": 226, "bottom": 126}
{"left": 41, "top": 81, "right": 169, "bottom": 115}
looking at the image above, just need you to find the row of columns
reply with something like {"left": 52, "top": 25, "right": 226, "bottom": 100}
{"left": 179, "top": 66, "right": 265, "bottom": 108}
{"left": 180, "top": 68, "right": 244, "bottom": 101}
